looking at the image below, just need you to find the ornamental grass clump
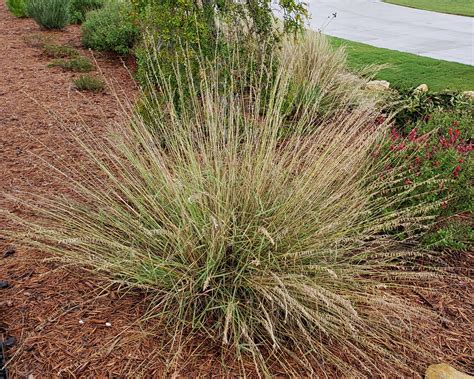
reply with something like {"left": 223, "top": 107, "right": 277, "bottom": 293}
{"left": 27, "top": 0, "right": 70, "bottom": 29}
{"left": 4, "top": 34, "right": 445, "bottom": 376}
{"left": 73, "top": 74, "right": 105, "bottom": 92}
{"left": 42, "top": 43, "right": 79, "bottom": 58}
{"left": 48, "top": 55, "right": 94, "bottom": 72}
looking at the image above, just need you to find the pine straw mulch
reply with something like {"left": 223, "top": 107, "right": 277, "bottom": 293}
{"left": 0, "top": 2, "right": 473, "bottom": 377}
{"left": 1, "top": 247, "right": 473, "bottom": 377}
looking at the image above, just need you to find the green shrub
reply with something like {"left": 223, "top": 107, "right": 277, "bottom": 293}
{"left": 422, "top": 221, "right": 474, "bottom": 252}
{"left": 69, "top": 0, "right": 104, "bottom": 24}
{"left": 81, "top": 0, "right": 139, "bottom": 55}
{"left": 43, "top": 43, "right": 79, "bottom": 58}
{"left": 6, "top": 0, "right": 27, "bottom": 17}
{"left": 48, "top": 55, "right": 94, "bottom": 72}
{"left": 5, "top": 34, "right": 445, "bottom": 377}
{"left": 73, "top": 74, "right": 105, "bottom": 92}
{"left": 391, "top": 89, "right": 471, "bottom": 128}
{"left": 26, "top": 0, "right": 70, "bottom": 29}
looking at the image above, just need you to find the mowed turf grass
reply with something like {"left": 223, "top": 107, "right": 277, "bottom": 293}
{"left": 383, "top": 0, "right": 474, "bottom": 17}
{"left": 329, "top": 37, "right": 474, "bottom": 91}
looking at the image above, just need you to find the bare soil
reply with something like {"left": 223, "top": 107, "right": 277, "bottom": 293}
{"left": 0, "top": 2, "right": 473, "bottom": 378}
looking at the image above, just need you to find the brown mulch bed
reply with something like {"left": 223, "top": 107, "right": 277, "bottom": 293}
{"left": 0, "top": 2, "right": 473, "bottom": 377}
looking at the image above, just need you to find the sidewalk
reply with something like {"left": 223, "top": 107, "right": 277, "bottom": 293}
{"left": 307, "top": 0, "right": 474, "bottom": 65}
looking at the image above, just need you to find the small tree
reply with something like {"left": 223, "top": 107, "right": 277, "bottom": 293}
{"left": 132, "top": 0, "right": 308, "bottom": 37}
{"left": 133, "top": 0, "right": 309, "bottom": 91}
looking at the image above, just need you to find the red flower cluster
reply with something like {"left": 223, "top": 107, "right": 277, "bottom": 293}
{"left": 390, "top": 128, "right": 400, "bottom": 141}
{"left": 453, "top": 165, "right": 462, "bottom": 178}
{"left": 388, "top": 126, "right": 472, "bottom": 179}
{"left": 440, "top": 128, "right": 460, "bottom": 148}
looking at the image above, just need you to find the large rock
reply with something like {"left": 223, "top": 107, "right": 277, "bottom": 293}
{"left": 415, "top": 84, "right": 429, "bottom": 93}
{"left": 462, "top": 91, "right": 474, "bottom": 100}
{"left": 426, "top": 364, "right": 472, "bottom": 379}
{"left": 365, "top": 80, "right": 390, "bottom": 91}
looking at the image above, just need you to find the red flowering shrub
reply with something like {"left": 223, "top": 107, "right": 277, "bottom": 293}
{"left": 384, "top": 109, "right": 473, "bottom": 250}
{"left": 388, "top": 126, "right": 472, "bottom": 209}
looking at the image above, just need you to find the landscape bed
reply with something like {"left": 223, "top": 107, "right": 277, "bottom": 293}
{"left": 0, "top": 0, "right": 473, "bottom": 377}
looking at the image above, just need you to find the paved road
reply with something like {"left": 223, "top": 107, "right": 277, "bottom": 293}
{"left": 307, "top": 0, "right": 474, "bottom": 65}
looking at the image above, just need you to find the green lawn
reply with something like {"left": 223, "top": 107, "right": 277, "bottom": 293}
{"left": 383, "top": 0, "right": 474, "bottom": 17}
{"left": 329, "top": 37, "right": 474, "bottom": 92}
